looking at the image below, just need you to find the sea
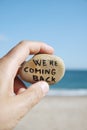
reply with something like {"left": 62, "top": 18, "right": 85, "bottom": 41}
{"left": 25, "top": 70, "right": 87, "bottom": 96}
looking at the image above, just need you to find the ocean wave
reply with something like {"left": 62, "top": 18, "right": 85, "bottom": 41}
{"left": 47, "top": 89, "right": 87, "bottom": 96}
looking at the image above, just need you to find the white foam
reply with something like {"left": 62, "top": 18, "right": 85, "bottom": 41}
{"left": 47, "top": 89, "right": 87, "bottom": 96}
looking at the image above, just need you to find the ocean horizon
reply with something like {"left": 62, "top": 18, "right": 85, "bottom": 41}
{"left": 24, "top": 70, "right": 87, "bottom": 96}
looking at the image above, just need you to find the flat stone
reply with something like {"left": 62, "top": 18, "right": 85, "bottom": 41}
{"left": 19, "top": 54, "right": 65, "bottom": 85}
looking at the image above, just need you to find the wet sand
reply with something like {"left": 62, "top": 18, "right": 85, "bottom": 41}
{"left": 15, "top": 96, "right": 87, "bottom": 130}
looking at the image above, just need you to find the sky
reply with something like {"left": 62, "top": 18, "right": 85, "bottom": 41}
{"left": 0, "top": 0, "right": 87, "bottom": 69}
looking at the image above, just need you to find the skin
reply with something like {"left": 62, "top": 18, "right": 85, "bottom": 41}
{"left": 0, "top": 41, "right": 54, "bottom": 130}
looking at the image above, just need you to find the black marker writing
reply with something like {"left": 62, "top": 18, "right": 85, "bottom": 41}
{"left": 24, "top": 67, "right": 56, "bottom": 75}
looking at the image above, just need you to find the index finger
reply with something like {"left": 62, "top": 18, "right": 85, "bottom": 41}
{"left": 3, "top": 40, "right": 54, "bottom": 77}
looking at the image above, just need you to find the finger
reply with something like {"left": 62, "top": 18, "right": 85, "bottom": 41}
{"left": 15, "top": 81, "right": 49, "bottom": 117}
{"left": 14, "top": 76, "right": 27, "bottom": 95}
{"left": 3, "top": 41, "right": 54, "bottom": 78}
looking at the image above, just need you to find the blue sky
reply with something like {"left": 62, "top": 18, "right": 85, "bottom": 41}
{"left": 0, "top": 0, "right": 87, "bottom": 69}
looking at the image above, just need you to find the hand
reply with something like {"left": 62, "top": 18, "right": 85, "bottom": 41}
{"left": 0, "top": 41, "right": 54, "bottom": 130}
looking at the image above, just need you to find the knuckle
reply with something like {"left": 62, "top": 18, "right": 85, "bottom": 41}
{"left": 19, "top": 40, "right": 28, "bottom": 45}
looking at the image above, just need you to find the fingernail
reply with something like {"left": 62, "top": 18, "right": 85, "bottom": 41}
{"left": 18, "top": 88, "right": 26, "bottom": 94}
{"left": 40, "top": 82, "right": 49, "bottom": 96}
{"left": 46, "top": 44, "right": 54, "bottom": 53}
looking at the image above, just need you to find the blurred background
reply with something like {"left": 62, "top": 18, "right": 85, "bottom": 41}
{"left": 0, "top": 0, "right": 87, "bottom": 96}
{"left": 0, "top": 1, "right": 87, "bottom": 130}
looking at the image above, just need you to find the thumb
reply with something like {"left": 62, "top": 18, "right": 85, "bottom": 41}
{"left": 15, "top": 81, "right": 49, "bottom": 117}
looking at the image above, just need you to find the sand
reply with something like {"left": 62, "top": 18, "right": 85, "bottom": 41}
{"left": 15, "top": 96, "right": 87, "bottom": 130}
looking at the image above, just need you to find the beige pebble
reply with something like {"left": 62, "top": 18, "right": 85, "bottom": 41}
{"left": 19, "top": 54, "right": 65, "bottom": 85}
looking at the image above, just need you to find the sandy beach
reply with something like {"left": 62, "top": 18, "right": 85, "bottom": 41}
{"left": 15, "top": 96, "right": 87, "bottom": 130}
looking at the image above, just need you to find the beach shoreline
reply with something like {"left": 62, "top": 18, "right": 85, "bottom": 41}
{"left": 15, "top": 96, "right": 87, "bottom": 130}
